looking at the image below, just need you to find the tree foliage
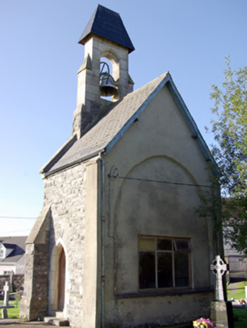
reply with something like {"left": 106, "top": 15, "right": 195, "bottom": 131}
{"left": 204, "top": 57, "right": 247, "bottom": 253}
{"left": 210, "top": 56, "right": 247, "bottom": 198}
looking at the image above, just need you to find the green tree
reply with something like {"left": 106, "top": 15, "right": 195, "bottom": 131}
{"left": 209, "top": 57, "right": 247, "bottom": 253}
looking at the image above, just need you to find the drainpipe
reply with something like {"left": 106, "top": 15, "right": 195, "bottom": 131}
{"left": 99, "top": 152, "right": 105, "bottom": 328}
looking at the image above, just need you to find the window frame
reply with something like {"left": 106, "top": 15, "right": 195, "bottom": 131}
{"left": 138, "top": 236, "right": 192, "bottom": 290}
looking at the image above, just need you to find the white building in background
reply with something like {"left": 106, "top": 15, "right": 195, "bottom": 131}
{"left": 0, "top": 236, "right": 27, "bottom": 274}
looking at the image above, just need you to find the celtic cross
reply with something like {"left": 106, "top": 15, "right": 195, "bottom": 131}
{"left": 210, "top": 255, "right": 227, "bottom": 301}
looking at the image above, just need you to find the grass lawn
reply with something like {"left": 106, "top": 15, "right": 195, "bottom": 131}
{"left": 227, "top": 281, "right": 247, "bottom": 300}
{"left": 227, "top": 281, "right": 247, "bottom": 328}
{"left": 0, "top": 293, "right": 20, "bottom": 319}
{"left": 233, "top": 308, "right": 247, "bottom": 320}
{"left": 233, "top": 308, "right": 247, "bottom": 328}
{"left": 0, "top": 302, "right": 20, "bottom": 319}
{"left": 234, "top": 322, "right": 247, "bottom": 328}
{"left": 0, "top": 284, "right": 247, "bottom": 324}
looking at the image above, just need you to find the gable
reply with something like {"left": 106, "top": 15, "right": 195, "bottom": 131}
{"left": 139, "top": 86, "right": 208, "bottom": 170}
{"left": 106, "top": 84, "right": 214, "bottom": 188}
{"left": 41, "top": 72, "right": 218, "bottom": 177}
{"left": 104, "top": 87, "right": 215, "bottom": 296}
{"left": 0, "top": 244, "right": 15, "bottom": 258}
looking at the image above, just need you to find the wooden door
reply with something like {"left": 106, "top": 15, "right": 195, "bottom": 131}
{"left": 57, "top": 248, "right": 66, "bottom": 311}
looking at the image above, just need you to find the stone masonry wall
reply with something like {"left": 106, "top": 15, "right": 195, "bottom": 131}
{"left": 32, "top": 241, "right": 50, "bottom": 318}
{"left": 20, "top": 232, "right": 50, "bottom": 321}
{"left": 43, "top": 162, "right": 86, "bottom": 327}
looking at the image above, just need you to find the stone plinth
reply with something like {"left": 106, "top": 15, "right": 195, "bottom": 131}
{"left": 210, "top": 301, "right": 228, "bottom": 328}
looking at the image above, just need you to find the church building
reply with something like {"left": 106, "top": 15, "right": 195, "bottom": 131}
{"left": 20, "top": 5, "right": 222, "bottom": 328}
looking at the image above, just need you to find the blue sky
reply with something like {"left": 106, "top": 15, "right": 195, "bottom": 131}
{"left": 0, "top": 0, "right": 246, "bottom": 236}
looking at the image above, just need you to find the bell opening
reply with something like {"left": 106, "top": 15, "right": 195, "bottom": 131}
{"left": 100, "top": 61, "right": 118, "bottom": 97}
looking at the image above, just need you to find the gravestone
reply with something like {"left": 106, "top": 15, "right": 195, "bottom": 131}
{"left": 3, "top": 281, "right": 9, "bottom": 307}
{"left": 211, "top": 255, "right": 227, "bottom": 302}
{"left": 210, "top": 255, "right": 233, "bottom": 328}
{"left": 1, "top": 281, "right": 10, "bottom": 319}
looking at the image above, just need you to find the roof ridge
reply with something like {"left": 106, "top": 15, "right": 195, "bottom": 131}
{"left": 124, "top": 72, "right": 169, "bottom": 99}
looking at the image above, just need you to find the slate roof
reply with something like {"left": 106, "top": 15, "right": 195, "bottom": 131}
{"left": 41, "top": 72, "right": 218, "bottom": 177}
{"left": 0, "top": 236, "right": 26, "bottom": 264}
{"left": 78, "top": 5, "right": 135, "bottom": 53}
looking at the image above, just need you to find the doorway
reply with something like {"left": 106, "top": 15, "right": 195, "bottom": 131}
{"left": 57, "top": 247, "right": 66, "bottom": 311}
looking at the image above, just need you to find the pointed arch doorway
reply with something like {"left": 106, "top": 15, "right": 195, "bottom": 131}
{"left": 49, "top": 242, "right": 68, "bottom": 315}
{"left": 57, "top": 247, "right": 66, "bottom": 311}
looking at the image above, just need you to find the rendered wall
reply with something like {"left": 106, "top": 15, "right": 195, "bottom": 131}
{"left": 16, "top": 255, "right": 25, "bottom": 274}
{"left": 102, "top": 85, "right": 218, "bottom": 327}
{"left": 0, "top": 264, "right": 16, "bottom": 275}
{"left": 82, "top": 158, "right": 101, "bottom": 328}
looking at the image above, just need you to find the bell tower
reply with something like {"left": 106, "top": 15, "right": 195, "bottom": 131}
{"left": 73, "top": 5, "right": 135, "bottom": 138}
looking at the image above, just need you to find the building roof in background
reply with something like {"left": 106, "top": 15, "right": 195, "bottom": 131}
{"left": 0, "top": 236, "right": 27, "bottom": 263}
{"left": 78, "top": 4, "right": 135, "bottom": 53}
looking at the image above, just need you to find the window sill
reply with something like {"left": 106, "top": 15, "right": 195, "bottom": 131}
{"left": 115, "top": 287, "right": 214, "bottom": 299}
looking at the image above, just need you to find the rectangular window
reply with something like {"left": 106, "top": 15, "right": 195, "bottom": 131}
{"left": 139, "top": 236, "right": 191, "bottom": 289}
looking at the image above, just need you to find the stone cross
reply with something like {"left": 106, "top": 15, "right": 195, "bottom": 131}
{"left": 211, "top": 255, "right": 227, "bottom": 301}
{"left": 3, "top": 281, "right": 10, "bottom": 306}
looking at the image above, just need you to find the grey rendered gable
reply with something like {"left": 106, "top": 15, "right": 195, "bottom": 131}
{"left": 165, "top": 81, "right": 217, "bottom": 172}
{"left": 105, "top": 73, "right": 219, "bottom": 176}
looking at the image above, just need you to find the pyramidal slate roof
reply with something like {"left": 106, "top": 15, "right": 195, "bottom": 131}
{"left": 78, "top": 5, "right": 135, "bottom": 53}
{"left": 41, "top": 72, "right": 217, "bottom": 177}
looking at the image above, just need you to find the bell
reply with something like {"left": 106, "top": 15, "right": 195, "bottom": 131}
{"left": 99, "top": 61, "right": 118, "bottom": 97}
{"left": 100, "top": 72, "right": 118, "bottom": 97}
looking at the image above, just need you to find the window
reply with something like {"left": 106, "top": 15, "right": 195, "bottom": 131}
{"left": 0, "top": 244, "right": 5, "bottom": 259}
{"left": 139, "top": 236, "right": 191, "bottom": 289}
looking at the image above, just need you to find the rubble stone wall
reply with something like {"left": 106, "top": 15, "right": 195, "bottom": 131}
{"left": 43, "top": 162, "right": 86, "bottom": 326}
